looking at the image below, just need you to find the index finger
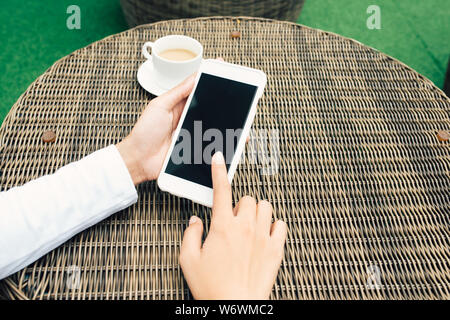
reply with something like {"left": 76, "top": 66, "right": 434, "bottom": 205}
{"left": 157, "top": 73, "right": 196, "bottom": 110}
{"left": 211, "top": 152, "right": 233, "bottom": 224}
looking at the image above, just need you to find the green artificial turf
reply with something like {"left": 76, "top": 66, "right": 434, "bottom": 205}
{"left": 0, "top": 0, "right": 129, "bottom": 123}
{"left": 1, "top": 0, "right": 449, "bottom": 124}
{"left": 298, "top": 0, "right": 450, "bottom": 90}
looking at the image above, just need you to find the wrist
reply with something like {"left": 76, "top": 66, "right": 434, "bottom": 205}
{"left": 116, "top": 139, "right": 146, "bottom": 185}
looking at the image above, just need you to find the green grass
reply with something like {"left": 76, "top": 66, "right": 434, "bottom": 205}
{"left": 298, "top": 0, "right": 450, "bottom": 89}
{"left": 0, "top": 0, "right": 128, "bottom": 123}
{"left": 1, "top": 0, "right": 449, "bottom": 124}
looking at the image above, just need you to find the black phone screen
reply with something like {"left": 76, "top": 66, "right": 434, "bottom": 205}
{"left": 164, "top": 73, "right": 258, "bottom": 188}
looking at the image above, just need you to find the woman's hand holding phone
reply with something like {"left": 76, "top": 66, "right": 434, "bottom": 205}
{"left": 117, "top": 57, "right": 227, "bottom": 185}
{"left": 116, "top": 74, "right": 196, "bottom": 185}
{"left": 180, "top": 151, "right": 287, "bottom": 300}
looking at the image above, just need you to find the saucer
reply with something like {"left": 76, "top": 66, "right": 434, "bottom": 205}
{"left": 137, "top": 60, "right": 168, "bottom": 96}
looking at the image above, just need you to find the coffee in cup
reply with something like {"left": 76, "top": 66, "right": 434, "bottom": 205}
{"left": 142, "top": 35, "right": 203, "bottom": 90}
{"left": 159, "top": 48, "right": 197, "bottom": 61}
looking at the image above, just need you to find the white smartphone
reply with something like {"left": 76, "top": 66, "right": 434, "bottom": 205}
{"left": 157, "top": 59, "right": 267, "bottom": 207}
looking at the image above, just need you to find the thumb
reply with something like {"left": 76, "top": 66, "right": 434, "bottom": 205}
{"left": 158, "top": 73, "right": 196, "bottom": 110}
{"left": 180, "top": 216, "right": 204, "bottom": 266}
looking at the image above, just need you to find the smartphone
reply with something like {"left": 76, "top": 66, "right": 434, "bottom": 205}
{"left": 157, "top": 59, "right": 267, "bottom": 207}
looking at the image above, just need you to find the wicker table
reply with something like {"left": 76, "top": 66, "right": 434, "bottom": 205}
{"left": 0, "top": 17, "right": 449, "bottom": 300}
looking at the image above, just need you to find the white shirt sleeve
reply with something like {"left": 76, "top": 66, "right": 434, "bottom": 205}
{"left": 0, "top": 145, "right": 138, "bottom": 279}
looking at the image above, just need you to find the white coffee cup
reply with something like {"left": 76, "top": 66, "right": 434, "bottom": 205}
{"left": 142, "top": 35, "right": 203, "bottom": 90}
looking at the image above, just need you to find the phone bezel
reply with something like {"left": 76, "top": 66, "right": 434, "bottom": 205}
{"left": 157, "top": 59, "right": 267, "bottom": 207}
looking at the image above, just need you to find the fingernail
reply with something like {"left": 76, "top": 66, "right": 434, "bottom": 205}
{"left": 189, "top": 216, "right": 199, "bottom": 225}
{"left": 212, "top": 151, "right": 225, "bottom": 164}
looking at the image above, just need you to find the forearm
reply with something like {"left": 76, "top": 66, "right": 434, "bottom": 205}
{"left": 0, "top": 145, "right": 138, "bottom": 279}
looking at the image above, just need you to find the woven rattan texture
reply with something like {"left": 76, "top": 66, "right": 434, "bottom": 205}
{"left": 0, "top": 17, "right": 449, "bottom": 300}
{"left": 120, "top": 0, "right": 305, "bottom": 26}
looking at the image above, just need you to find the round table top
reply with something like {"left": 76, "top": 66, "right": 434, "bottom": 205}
{"left": 0, "top": 17, "right": 449, "bottom": 300}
